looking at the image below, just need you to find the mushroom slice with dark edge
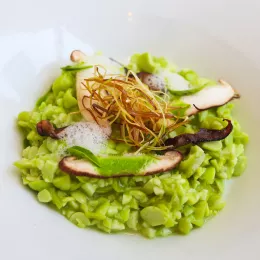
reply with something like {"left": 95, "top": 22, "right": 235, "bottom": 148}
{"left": 164, "top": 119, "right": 233, "bottom": 149}
{"left": 135, "top": 75, "right": 238, "bottom": 115}
{"left": 181, "top": 80, "right": 239, "bottom": 116}
{"left": 59, "top": 151, "right": 183, "bottom": 178}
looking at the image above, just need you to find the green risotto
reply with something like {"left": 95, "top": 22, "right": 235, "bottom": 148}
{"left": 14, "top": 53, "right": 248, "bottom": 238}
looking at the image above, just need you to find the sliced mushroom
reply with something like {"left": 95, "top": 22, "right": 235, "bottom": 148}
{"left": 134, "top": 75, "right": 238, "bottom": 113}
{"left": 182, "top": 80, "right": 238, "bottom": 116}
{"left": 59, "top": 150, "right": 183, "bottom": 178}
{"left": 135, "top": 75, "right": 238, "bottom": 114}
{"left": 165, "top": 119, "right": 233, "bottom": 148}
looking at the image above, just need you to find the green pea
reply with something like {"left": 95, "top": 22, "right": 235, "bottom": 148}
{"left": 122, "top": 194, "right": 132, "bottom": 205}
{"left": 129, "top": 198, "right": 139, "bottom": 210}
{"left": 107, "top": 205, "right": 119, "bottom": 217}
{"left": 141, "top": 206, "right": 166, "bottom": 227}
{"left": 127, "top": 211, "right": 139, "bottom": 231}
{"left": 157, "top": 227, "right": 172, "bottom": 237}
{"left": 53, "top": 175, "right": 71, "bottom": 191}
{"left": 18, "top": 111, "right": 31, "bottom": 122}
{"left": 68, "top": 200, "right": 80, "bottom": 211}
{"left": 129, "top": 190, "right": 147, "bottom": 203}
{"left": 48, "top": 188, "right": 63, "bottom": 209}
{"left": 208, "top": 195, "right": 225, "bottom": 211}
{"left": 71, "top": 191, "right": 87, "bottom": 204}
{"left": 178, "top": 217, "right": 192, "bottom": 234}
{"left": 81, "top": 183, "right": 97, "bottom": 197}
{"left": 103, "top": 218, "right": 112, "bottom": 229}
{"left": 46, "top": 138, "right": 59, "bottom": 153}
{"left": 141, "top": 227, "right": 156, "bottom": 239}
{"left": 183, "top": 205, "right": 194, "bottom": 217}
{"left": 70, "top": 212, "right": 90, "bottom": 228}
{"left": 201, "top": 167, "right": 216, "bottom": 184}
{"left": 187, "top": 190, "right": 200, "bottom": 205}
{"left": 179, "top": 146, "right": 205, "bottom": 178}
{"left": 85, "top": 212, "right": 106, "bottom": 220}
{"left": 233, "top": 155, "right": 247, "bottom": 176}
{"left": 42, "top": 160, "right": 58, "bottom": 183}
{"left": 37, "top": 143, "right": 49, "bottom": 155}
{"left": 14, "top": 158, "right": 34, "bottom": 169}
{"left": 201, "top": 141, "right": 222, "bottom": 152}
{"left": 191, "top": 218, "right": 204, "bottom": 227}
{"left": 194, "top": 201, "right": 208, "bottom": 219}
{"left": 118, "top": 207, "right": 130, "bottom": 222}
{"left": 111, "top": 219, "right": 125, "bottom": 231}
{"left": 215, "top": 179, "right": 225, "bottom": 192}
{"left": 37, "top": 189, "right": 52, "bottom": 203}
{"left": 28, "top": 180, "right": 51, "bottom": 191}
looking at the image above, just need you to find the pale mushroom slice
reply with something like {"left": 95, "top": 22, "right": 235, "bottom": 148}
{"left": 182, "top": 80, "right": 238, "bottom": 116}
{"left": 71, "top": 50, "right": 121, "bottom": 131}
{"left": 59, "top": 151, "right": 183, "bottom": 178}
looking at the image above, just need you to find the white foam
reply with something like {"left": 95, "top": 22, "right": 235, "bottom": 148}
{"left": 59, "top": 122, "right": 110, "bottom": 154}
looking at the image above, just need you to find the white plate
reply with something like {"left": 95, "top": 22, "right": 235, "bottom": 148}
{"left": 0, "top": 4, "right": 260, "bottom": 260}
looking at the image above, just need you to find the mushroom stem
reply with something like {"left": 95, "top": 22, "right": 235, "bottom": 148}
{"left": 36, "top": 120, "right": 67, "bottom": 139}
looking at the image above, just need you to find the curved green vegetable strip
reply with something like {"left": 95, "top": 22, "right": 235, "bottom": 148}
{"left": 61, "top": 63, "right": 93, "bottom": 72}
{"left": 67, "top": 146, "right": 100, "bottom": 167}
{"left": 168, "top": 84, "right": 205, "bottom": 96}
{"left": 167, "top": 69, "right": 216, "bottom": 96}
